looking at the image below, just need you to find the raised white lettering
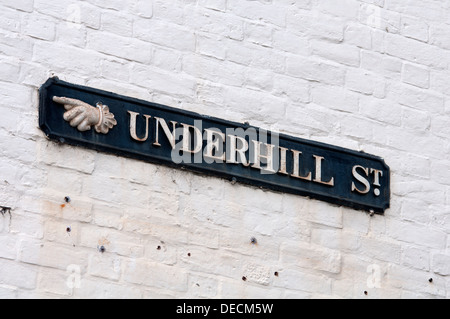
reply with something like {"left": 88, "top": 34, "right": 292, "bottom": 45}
{"left": 352, "top": 165, "right": 370, "bottom": 194}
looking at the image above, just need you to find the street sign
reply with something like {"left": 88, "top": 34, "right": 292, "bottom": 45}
{"left": 39, "top": 78, "right": 390, "bottom": 213}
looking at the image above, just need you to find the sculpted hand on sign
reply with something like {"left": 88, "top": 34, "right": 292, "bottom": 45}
{"left": 53, "top": 96, "right": 117, "bottom": 134}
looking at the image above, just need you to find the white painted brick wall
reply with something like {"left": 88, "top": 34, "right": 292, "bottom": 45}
{"left": 0, "top": 0, "right": 449, "bottom": 299}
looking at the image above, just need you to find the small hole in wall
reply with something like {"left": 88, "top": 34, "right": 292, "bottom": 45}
{"left": 242, "top": 276, "right": 247, "bottom": 281}
{"left": 274, "top": 272, "right": 279, "bottom": 277}
{"left": 157, "top": 246, "right": 161, "bottom": 250}
{"left": 66, "top": 227, "right": 71, "bottom": 233}
{"left": 364, "top": 291, "right": 368, "bottom": 296}
{"left": 187, "top": 252, "right": 191, "bottom": 257}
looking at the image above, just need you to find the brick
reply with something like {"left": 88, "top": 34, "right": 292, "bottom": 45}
{"left": 287, "top": 9, "right": 346, "bottom": 43}
{"left": 183, "top": 54, "right": 246, "bottom": 87}
{"left": 83, "top": 176, "right": 146, "bottom": 208}
{"left": 402, "top": 63, "right": 430, "bottom": 89}
{"left": 311, "top": 84, "right": 359, "bottom": 113}
{"left": 345, "top": 23, "right": 372, "bottom": 49}
{"left": 360, "top": 4, "right": 401, "bottom": 33}
{"left": 273, "top": 74, "right": 310, "bottom": 103}
{"left": 359, "top": 95, "right": 402, "bottom": 126}
{"left": 100, "top": 59, "right": 130, "bottom": 83}
{"left": 0, "top": 30, "right": 34, "bottom": 60}
{"left": 401, "top": 106, "right": 430, "bottom": 131}
{"left": 23, "top": 13, "right": 56, "bottom": 41}
{"left": 385, "top": 126, "right": 446, "bottom": 159}
{"left": 9, "top": 211, "right": 44, "bottom": 239}
{"left": 311, "top": 227, "right": 360, "bottom": 252}
{"left": 241, "top": 210, "right": 286, "bottom": 237}
{"left": 123, "top": 259, "right": 188, "bottom": 292}
{"left": 87, "top": 31, "right": 152, "bottom": 64}
{"left": 186, "top": 9, "right": 244, "bottom": 41}
{"left": 152, "top": 0, "right": 185, "bottom": 22}
{"left": 44, "top": 220, "right": 79, "bottom": 245}
{"left": 228, "top": 41, "right": 283, "bottom": 72}
{"left": 308, "top": 14, "right": 346, "bottom": 43}
{"left": 0, "top": 234, "right": 19, "bottom": 260}
{"left": 273, "top": 30, "right": 310, "bottom": 55}
{"left": 181, "top": 247, "right": 244, "bottom": 278}
{"left": 401, "top": 16, "right": 429, "bottom": 42}
{"left": 152, "top": 47, "right": 182, "bottom": 72}
{"left": 35, "top": 0, "right": 101, "bottom": 29}
{"left": 129, "top": 0, "right": 153, "bottom": 18}
{"left": 187, "top": 274, "right": 219, "bottom": 298}
{"left": 198, "top": 0, "right": 226, "bottom": 12}
{"left": 387, "top": 264, "right": 446, "bottom": 297}
{"left": 222, "top": 278, "right": 284, "bottom": 298}
{"left": 387, "top": 82, "right": 444, "bottom": 114}
{"left": 33, "top": 42, "right": 102, "bottom": 76}
{"left": 286, "top": 55, "right": 346, "bottom": 85}
{"left": 402, "top": 246, "right": 430, "bottom": 271}
{"left": 76, "top": 278, "right": 143, "bottom": 298}
{"left": 88, "top": 253, "right": 122, "bottom": 281}
{"left": 92, "top": 204, "right": 123, "bottom": 229}
{"left": 0, "top": 259, "right": 37, "bottom": 289}
{"left": 273, "top": 268, "right": 332, "bottom": 294}
{"left": 431, "top": 113, "right": 450, "bottom": 139}
{"left": 37, "top": 268, "right": 73, "bottom": 296}
{"left": 19, "top": 239, "right": 89, "bottom": 271}
{"left": 387, "top": 220, "right": 447, "bottom": 249}
{"left": 430, "top": 160, "right": 450, "bottom": 186}
{"left": 346, "top": 68, "right": 386, "bottom": 97}
{"left": 361, "top": 50, "right": 402, "bottom": 80}
{"left": 56, "top": 21, "right": 87, "bottom": 48}
{"left": 0, "top": 133, "right": 38, "bottom": 163}
{"left": 281, "top": 242, "right": 341, "bottom": 273}
{"left": 197, "top": 33, "right": 227, "bottom": 60}
{"left": 0, "top": 285, "right": 18, "bottom": 299}
{"left": 18, "top": 60, "right": 49, "bottom": 88}
{"left": 134, "top": 19, "right": 196, "bottom": 52}
{"left": 388, "top": 152, "right": 430, "bottom": 180}
{"left": 311, "top": 40, "right": 360, "bottom": 67}
{"left": 37, "top": 141, "right": 96, "bottom": 174}
{"left": 342, "top": 208, "right": 370, "bottom": 233}
{"left": 144, "top": 239, "right": 178, "bottom": 266}
{"left": 244, "top": 21, "right": 273, "bottom": 48}
{"left": 360, "top": 236, "right": 401, "bottom": 263}
{"left": 0, "top": 7, "right": 22, "bottom": 33}
{"left": 227, "top": 0, "right": 286, "bottom": 27}
{"left": 0, "top": 82, "right": 34, "bottom": 110}
{"left": 130, "top": 64, "right": 196, "bottom": 98}
{"left": 87, "top": 0, "right": 128, "bottom": 11}
{"left": 2, "top": 0, "right": 34, "bottom": 12}
{"left": 79, "top": 225, "right": 144, "bottom": 258}
{"left": 306, "top": 200, "right": 343, "bottom": 228}
{"left": 242, "top": 263, "right": 272, "bottom": 286}
{"left": 245, "top": 67, "right": 274, "bottom": 91}
{"left": 101, "top": 10, "right": 133, "bottom": 37}
{"left": 386, "top": 0, "right": 445, "bottom": 21}
{"left": 385, "top": 33, "right": 449, "bottom": 69}
{"left": 188, "top": 227, "right": 219, "bottom": 249}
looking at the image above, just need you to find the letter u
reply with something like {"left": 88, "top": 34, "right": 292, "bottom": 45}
{"left": 128, "top": 111, "right": 151, "bottom": 142}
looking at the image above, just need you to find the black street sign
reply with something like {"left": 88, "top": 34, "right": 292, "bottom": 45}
{"left": 39, "top": 78, "right": 390, "bottom": 213}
